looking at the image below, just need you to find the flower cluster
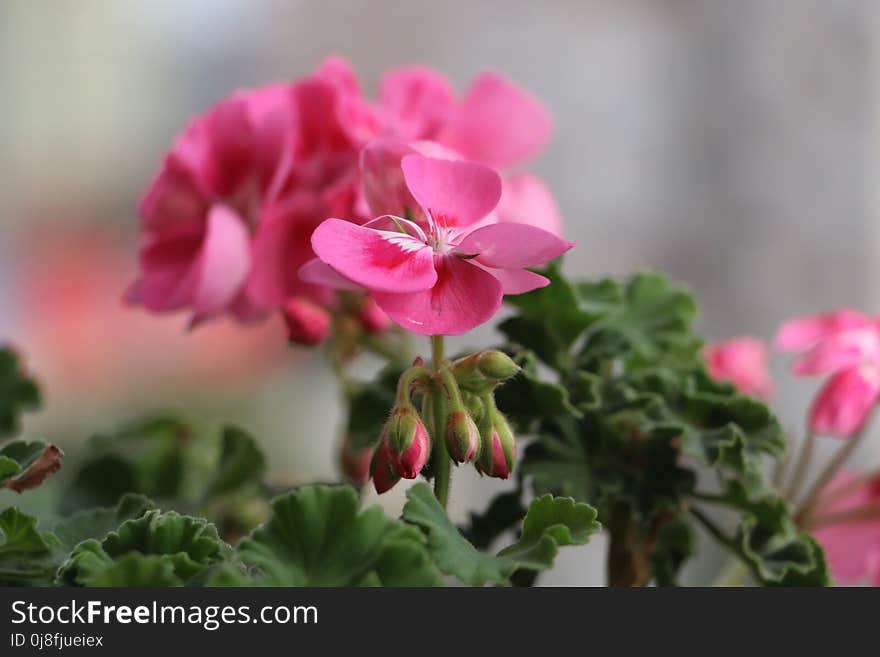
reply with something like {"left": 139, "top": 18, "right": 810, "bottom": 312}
{"left": 129, "top": 56, "right": 566, "bottom": 341}
{"left": 776, "top": 309, "right": 880, "bottom": 438}
{"left": 342, "top": 350, "right": 522, "bottom": 494}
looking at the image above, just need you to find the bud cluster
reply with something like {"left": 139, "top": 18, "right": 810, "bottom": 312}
{"left": 357, "top": 350, "right": 522, "bottom": 494}
{"left": 284, "top": 294, "right": 391, "bottom": 346}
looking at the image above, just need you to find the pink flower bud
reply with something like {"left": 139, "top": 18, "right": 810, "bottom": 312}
{"left": 282, "top": 297, "right": 331, "bottom": 346}
{"left": 387, "top": 406, "right": 430, "bottom": 479}
{"left": 371, "top": 441, "right": 401, "bottom": 494}
{"left": 445, "top": 410, "right": 480, "bottom": 464}
{"left": 477, "top": 414, "right": 517, "bottom": 479}
{"left": 339, "top": 438, "right": 373, "bottom": 486}
{"left": 809, "top": 365, "right": 880, "bottom": 438}
{"left": 356, "top": 296, "right": 391, "bottom": 333}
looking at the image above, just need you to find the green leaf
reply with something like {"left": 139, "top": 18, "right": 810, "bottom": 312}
{"left": 203, "top": 427, "right": 266, "bottom": 500}
{"left": 226, "top": 484, "right": 440, "bottom": 586}
{"left": 0, "top": 347, "right": 41, "bottom": 438}
{"left": 494, "top": 351, "right": 582, "bottom": 429}
{"left": 53, "top": 493, "right": 155, "bottom": 551}
{"left": 0, "top": 440, "right": 63, "bottom": 492}
{"left": 651, "top": 517, "right": 695, "bottom": 586}
{"left": 403, "top": 483, "right": 600, "bottom": 586}
{"left": 82, "top": 553, "right": 183, "bottom": 586}
{"left": 463, "top": 491, "right": 527, "bottom": 550}
{"left": 0, "top": 508, "right": 63, "bottom": 586}
{"left": 58, "top": 509, "right": 230, "bottom": 586}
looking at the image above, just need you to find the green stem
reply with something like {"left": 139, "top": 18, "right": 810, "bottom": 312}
{"left": 430, "top": 335, "right": 451, "bottom": 508}
{"left": 784, "top": 431, "right": 816, "bottom": 502}
{"left": 795, "top": 426, "right": 869, "bottom": 522}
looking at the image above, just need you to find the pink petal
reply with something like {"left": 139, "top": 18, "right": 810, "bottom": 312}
{"left": 298, "top": 258, "right": 362, "bottom": 291}
{"left": 496, "top": 173, "right": 562, "bottom": 236}
{"left": 792, "top": 326, "right": 880, "bottom": 376}
{"left": 775, "top": 309, "right": 873, "bottom": 351}
{"left": 138, "top": 153, "right": 207, "bottom": 235}
{"left": 246, "top": 196, "right": 326, "bottom": 308}
{"left": 457, "top": 222, "right": 574, "bottom": 268}
{"left": 311, "top": 218, "right": 437, "bottom": 293}
{"left": 809, "top": 365, "right": 880, "bottom": 438}
{"left": 441, "top": 70, "right": 552, "bottom": 168}
{"left": 136, "top": 229, "right": 203, "bottom": 312}
{"left": 474, "top": 264, "right": 550, "bottom": 295}
{"left": 360, "top": 138, "right": 421, "bottom": 218}
{"left": 372, "top": 255, "right": 503, "bottom": 335}
{"left": 191, "top": 205, "right": 251, "bottom": 322}
{"left": 812, "top": 471, "right": 880, "bottom": 584}
{"left": 401, "top": 155, "right": 501, "bottom": 228}
{"left": 379, "top": 66, "right": 457, "bottom": 140}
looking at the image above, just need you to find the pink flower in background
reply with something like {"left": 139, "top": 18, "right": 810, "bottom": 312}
{"left": 130, "top": 84, "right": 296, "bottom": 325}
{"left": 304, "top": 155, "right": 573, "bottom": 335}
{"left": 703, "top": 336, "right": 773, "bottom": 398}
{"left": 776, "top": 309, "right": 880, "bottom": 437}
{"left": 811, "top": 471, "right": 880, "bottom": 586}
{"left": 362, "top": 68, "right": 561, "bottom": 235}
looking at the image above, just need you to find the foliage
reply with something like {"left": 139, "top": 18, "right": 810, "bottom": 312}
{"left": 489, "top": 262, "right": 827, "bottom": 586}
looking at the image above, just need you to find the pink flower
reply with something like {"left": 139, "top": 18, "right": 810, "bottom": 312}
{"left": 703, "top": 336, "right": 773, "bottom": 398}
{"left": 363, "top": 68, "right": 561, "bottom": 235}
{"left": 811, "top": 471, "right": 880, "bottom": 586}
{"left": 130, "top": 84, "right": 296, "bottom": 325}
{"left": 776, "top": 310, "right": 880, "bottom": 437}
{"left": 808, "top": 366, "right": 880, "bottom": 437}
{"left": 304, "top": 155, "right": 574, "bottom": 335}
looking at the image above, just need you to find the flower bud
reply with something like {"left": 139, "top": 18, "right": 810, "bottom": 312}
{"left": 339, "top": 437, "right": 373, "bottom": 486}
{"left": 477, "top": 413, "right": 517, "bottom": 479}
{"left": 282, "top": 297, "right": 331, "bottom": 346}
{"left": 445, "top": 410, "right": 480, "bottom": 464}
{"left": 387, "top": 406, "right": 430, "bottom": 479}
{"left": 355, "top": 297, "right": 391, "bottom": 333}
{"left": 371, "top": 441, "right": 401, "bottom": 494}
{"left": 476, "top": 350, "right": 520, "bottom": 381}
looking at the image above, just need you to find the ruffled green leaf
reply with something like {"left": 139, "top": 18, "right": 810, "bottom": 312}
{"left": 53, "top": 493, "right": 155, "bottom": 551}
{"left": 58, "top": 510, "right": 230, "bottom": 586}
{"left": 0, "top": 508, "right": 63, "bottom": 586}
{"left": 404, "top": 483, "right": 600, "bottom": 586}
{"left": 0, "top": 347, "right": 40, "bottom": 438}
{"left": 222, "top": 484, "right": 440, "bottom": 586}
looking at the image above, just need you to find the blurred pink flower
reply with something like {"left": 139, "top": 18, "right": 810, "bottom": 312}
{"left": 9, "top": 227, "right": 287, "bottom": 401}
{"left": 305, "top": 155, "right": 573, "bottom": 335}
{"left": 811, "top": 471, "right": 880, "bottom": 586}
{"left": 703, "top": 336, "right": 773, "bottom": 398}
{"left": 776, "top": 310, "right": 880, "bottom": 437}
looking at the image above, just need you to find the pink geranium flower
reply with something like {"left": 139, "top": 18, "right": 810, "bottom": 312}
{"left": 811, "top": 471, "right": 880, "bottom": 586}
{"left": 129, "top": 84, "right": 296, "bottom": 325}
{"left": 363, "top": 68, "right": 561, "bottom": 235}
{"left": 703, "top": 336, "right": 773, "bottom": 398}
{"left": 776, "top": 310, "right": 880, "bottom": 437}
{"left": 303, "top": 155, "right": 574, "bottom": 335}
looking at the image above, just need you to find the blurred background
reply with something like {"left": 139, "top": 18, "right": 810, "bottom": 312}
{"left": 1, "top": 0, "right": 877, "bottom": 584}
